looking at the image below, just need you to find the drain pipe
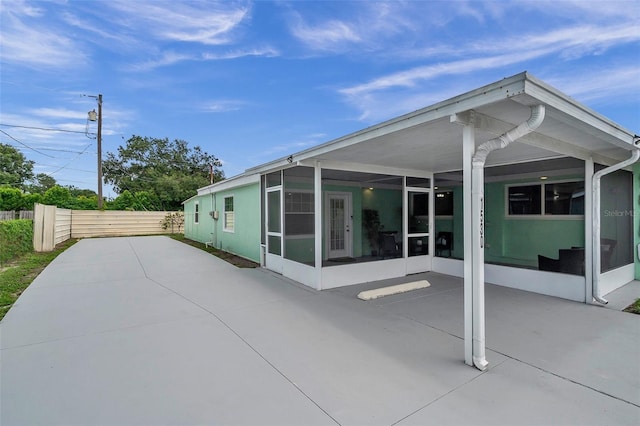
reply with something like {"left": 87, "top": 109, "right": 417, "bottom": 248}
{"left": 471, "top": 105, "right": 546, "bottom": 370}
{"left": 592, "top": 147, "right": 640, "bottom": 305}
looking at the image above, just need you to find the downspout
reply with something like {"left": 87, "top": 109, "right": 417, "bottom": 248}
{"left": 470, "top": 105, "right": 545, "bottom": 370}
{"left": 592, "top": 147, "right": 640, "bottom": 305}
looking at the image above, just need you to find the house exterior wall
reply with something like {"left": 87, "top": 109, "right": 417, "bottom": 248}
{"left": 361, "top": 187, "right": 403, "bottom": 255}
{"left": 435, "top": 175, "right": 586, "bottom": 268}
{"left": 184, "top": 183, "right": 261, "bottom": 263}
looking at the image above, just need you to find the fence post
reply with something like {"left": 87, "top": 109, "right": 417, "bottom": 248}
{"left": 33, "top": 204, "right": 44, "bottom": 252}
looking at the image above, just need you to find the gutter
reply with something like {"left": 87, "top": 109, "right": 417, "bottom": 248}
{"left": 591, "top": 146, "right": 640, "bottom": 304}
{"left": 470, "top": 105, "right": 545, "bottom": 370}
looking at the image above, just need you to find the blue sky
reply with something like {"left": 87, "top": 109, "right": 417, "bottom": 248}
{"left": 1, "top": 0, "right": 639, "bottom": 197}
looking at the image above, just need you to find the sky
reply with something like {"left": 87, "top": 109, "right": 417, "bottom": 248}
{"left": 1, "top": 0, "right": 639, "bottom": 198}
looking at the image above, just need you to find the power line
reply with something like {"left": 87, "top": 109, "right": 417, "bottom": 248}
{"left": 47, "top": 142, "right": 94, "bottom": 176}
{"left": 12, "top": 145, "right": 97, "bottom": 154}
{"left": 36, "top": 164, "right": 95, "bottom": 174}
{"left": 0, "top": 129, "right": 55, "bottom": 158}
{"left": 0, "top": 123, "right": 93, "bottom": 135}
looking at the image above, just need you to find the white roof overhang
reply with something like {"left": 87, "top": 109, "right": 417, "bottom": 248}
{"left": 247, "top": 72, "right": 638, "bottom": 177}
{"left": 196, "top": 172, "right": 260, "bottom": 196}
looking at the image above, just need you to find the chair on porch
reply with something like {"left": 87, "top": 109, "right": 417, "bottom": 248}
{"left": 538, "top": 255, "right": 562, "bottom": 273}
{"left": 435, "top": 232, "right": 453, "bottom": 257}
{"left": 379, "top": 232, "right": 401, "bottom": 259}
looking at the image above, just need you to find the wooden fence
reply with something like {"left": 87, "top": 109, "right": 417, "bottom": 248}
{"left": 0, "top": 211, "right": 33, "bottom": 220}
{"left": 33, "top": 203, "right": 180, "bottom": 252}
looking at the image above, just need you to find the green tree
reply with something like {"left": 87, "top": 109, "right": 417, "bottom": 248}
{"left": 27, "top": 173, "right": 57, "bottom": 194}
{"left": 21, "top": 193, "right": 42, "bottom": 210}
{"left": 0, "top": 187, "right": 24, "bottom": 211}
{"left": 109, "top": 190, "right": 136, "bottom": 211}
{"left": 103, "top": 136, "right": 223, "bottom": 210}
{"left": 72, "top": 195, "right": 98, "bottom": 210}
{"left": 0, "top": 143, "right": 34, "bottom": 189}
{"left": 42, "top": 185, "right": 73, "bottom": 208}
{"left": 67, "top": 186, "right": 97, "bottom": 198}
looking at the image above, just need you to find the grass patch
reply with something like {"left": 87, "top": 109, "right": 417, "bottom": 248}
{"left": 170, "top": 234, "right": 258, "bottom": 268}
{"left": 0, "top": 239, "right": 77, "bottom": 321}
{"left": 623, "top": 298, "right": 640, "bottom": 315}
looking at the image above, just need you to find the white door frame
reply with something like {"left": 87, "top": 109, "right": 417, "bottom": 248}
{"left": 404, "top": 181, "right": 433, "bottom": 274}
{"left": 265, "top": 185, "right": 283, "bottom": 274}
{"left": 324, "top": 191, "right": 353, "bottom": 259}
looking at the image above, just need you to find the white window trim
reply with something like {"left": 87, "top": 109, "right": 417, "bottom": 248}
{"left": 504, "top": 178, "right": 585, "bottom": 219}
{"left": 194, "top": 201, "right": 200, "bottom": 225}
{"left": 284, "top": 189, "right": 314, "bottom": 238}
{"left": 223, "top": 195, "right": 235, "bottom": 233}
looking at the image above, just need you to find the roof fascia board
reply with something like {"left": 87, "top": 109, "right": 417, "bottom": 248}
{"left": 246, "top": 73, "right": 529, "bottom": 175}
{"left": 181, "top": 194, "right": 197, "bottom": 205}
{"left": 197, "top": 173, "right": 259, "bottom": 195}
{"left": 521, "top": 76, "right": 636, "bottom": 149}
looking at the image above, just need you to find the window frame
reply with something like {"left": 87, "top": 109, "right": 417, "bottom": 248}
{"left": 284, "top": 189, "right": 315, "bottom": 238}
{"left": 223, "top": 195, "right": 235, "bottom": 233}
{"left": 194, "top": 201, "right": 199, "bottom": 224}
{"left": 505, "top": 179, "right": 585, "bottom": 219}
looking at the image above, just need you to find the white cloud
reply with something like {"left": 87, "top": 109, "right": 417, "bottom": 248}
{"left": 287, "top": 2, "right": 424, "bottom": 54}
{"left": 128, "top": 46, "right": 279, "bottom": 72}
{"left": 0, "top": 6, "right": 85, "bottom": 68}
{"left": 290, "top": 15, "right": 361, "bottom": 52}
{"left": 546, "top": 66, "right": 640, "bottom": 104}
{"left": 200, "top": 100, "right": 246, "bottom": 113}
{"left": 105, "top": 1, "right": 250, "bottom": 45}
{"left": 338, "top": 18, "right": 640, "bottom": 121}
{"left": 201, "top": 46, "right": 280, "bottom": 60}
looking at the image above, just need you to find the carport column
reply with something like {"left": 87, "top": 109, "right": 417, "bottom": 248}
{"left": 462, "top": 117, "right": 475, "bottom": 367}
{"left": 314, "top": 161, "right": 323, "bottom": 290}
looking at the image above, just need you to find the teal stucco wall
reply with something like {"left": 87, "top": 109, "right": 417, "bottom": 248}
{"left": 434, "top": 176, "right": 585, "bottom": 268}
{"left": 184, "top": 183, "right": 261, "bottom": 263}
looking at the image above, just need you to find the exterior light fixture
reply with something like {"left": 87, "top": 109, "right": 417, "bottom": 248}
{"left": 540, "top": 176, "right": 548, "bottom": 180}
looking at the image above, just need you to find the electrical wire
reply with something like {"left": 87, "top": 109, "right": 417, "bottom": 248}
{"left": 0, "top": 123, "right": 94, "bottom": 135}
{"left": 0, "top": 129, "right": 55, "bottom": 158}
{"left": 47, "top": 142, "right": 94, "bottom": 176}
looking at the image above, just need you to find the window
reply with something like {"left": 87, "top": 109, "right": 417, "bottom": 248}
{"left": 194, "top": 202, "right": 199, "bottom": 224}
{"left": 545, "top": 182, "right": 584, "bottom": 215}
{"left": 507, "top": 180, "right": 584, "bottom": 216}
{"left": 435, "top": 191, "right": 454, "bottom": 216}
{"left": 508, "top": 185, "right": 541, "bottom": 215}
{"left": 224, "top": 196, "right": 234, "bottom": 232}
{"left": 285, "top": 191, "right": 314, "bottom": 235}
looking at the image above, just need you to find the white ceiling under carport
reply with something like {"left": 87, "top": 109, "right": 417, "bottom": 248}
{"left": 252, "top": 72, "right": 638, "bottom": 177}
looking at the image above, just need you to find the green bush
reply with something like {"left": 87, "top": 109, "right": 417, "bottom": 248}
{"left": 0, "top": 219, "right": 33, "bottom": 266}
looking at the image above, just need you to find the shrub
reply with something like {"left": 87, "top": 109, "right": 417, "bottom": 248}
{"left": 161, "top": 212, "right": 184, "bottom": 233}
{"left": 0, "top": 219, "right": 33, "bottom": 266}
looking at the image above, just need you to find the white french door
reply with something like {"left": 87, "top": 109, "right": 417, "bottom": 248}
{"left": 325, "top": 192, "right": 352, "bottom": 259}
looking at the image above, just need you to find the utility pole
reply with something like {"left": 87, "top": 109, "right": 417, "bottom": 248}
{"left": 87, "top": 94, "right": 103, "bottom": 208}
{"left": 97, "top": 94, "right": 103, "bottom": 209}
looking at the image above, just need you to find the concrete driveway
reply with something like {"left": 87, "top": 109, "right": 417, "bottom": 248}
{"left": 1, "top": 236, "right": 639, "bottom": 425}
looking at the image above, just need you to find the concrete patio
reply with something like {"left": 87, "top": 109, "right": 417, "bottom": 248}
{"left": 1, "top": 236, "right": 638, "bottom": 425}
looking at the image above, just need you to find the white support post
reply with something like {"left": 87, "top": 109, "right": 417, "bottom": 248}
{"left": 314, "top": 161, "right": 323, "bottom": 290}
{"left": 471, "top": 160, "right": 488, "bottom": 370}
{"left": 462, "top": 120, "right": 475, "bottom": 367}
{"left": 584, "top": 158, "right": 594, "bottom": 303}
